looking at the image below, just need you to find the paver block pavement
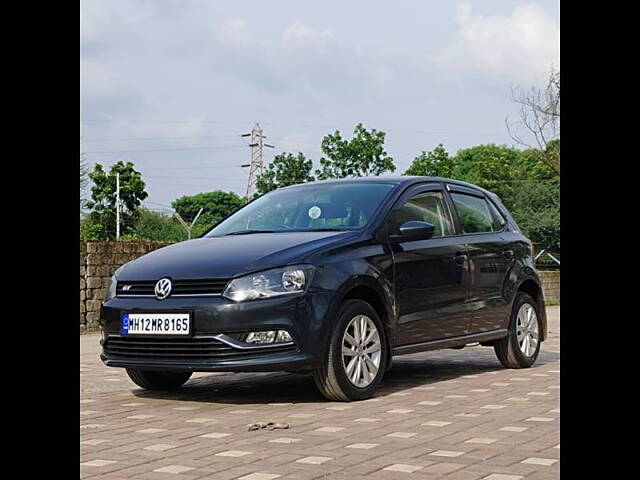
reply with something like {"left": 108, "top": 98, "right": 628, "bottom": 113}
{"left": 81, "top": 307, "right": 560, "bottom": 479}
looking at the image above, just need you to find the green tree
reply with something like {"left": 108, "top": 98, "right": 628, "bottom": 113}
{"left": 85, "top": 161, "right": 148, "bottom": 240}
{"left": 257, "top": 152, "right": 315, "bottom": 195}
{"left": 171, "top": 190, "right": 244, "bottom": 236}
{"left": 510, "top": 178, "right": 560, "bottom": 252}
{"left": 450, "top": 144, "right": 524, "bottom": 208}
{"left": 455, "top": 145, "right": 559, "bottom": 251}
{"left": 130, "top": 209, "right": 187, "bottom": 242}
{"left": 316, "top": 123, "right": 395, "bottom": 180}
{"left": 404, "top": 144, "right": 455, "bottom": 177}
{"left": 80, "top": 215, "right": 103, "bottom": 241}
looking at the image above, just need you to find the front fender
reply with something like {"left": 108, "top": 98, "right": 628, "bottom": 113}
{"left": 311, "top": 260, "right": 395, "bottom": 358}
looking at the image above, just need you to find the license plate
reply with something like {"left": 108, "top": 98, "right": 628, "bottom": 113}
{"left": 121, "top": 313, "right": 190, "bottom": 335}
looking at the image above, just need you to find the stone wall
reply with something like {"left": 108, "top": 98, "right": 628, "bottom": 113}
{"left": 538, "top": 270, "right": 560, "bottom": 305}
{"left": 80, "top": 241, "right": 172, "bottom": 333}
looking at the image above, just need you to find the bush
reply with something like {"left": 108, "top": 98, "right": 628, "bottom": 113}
{"left": 80, "top": 209, "right": 185, "bottom": 243}
{"left": 131, "top": 209, "right": 187, "bottom": 242}
{"left": 80, "top": 215, "right": 104, "bottom": 241}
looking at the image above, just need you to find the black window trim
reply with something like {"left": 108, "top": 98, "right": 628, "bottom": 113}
{"left": 446, "top": 183, "right": 485, "bottom": 197}
{"left": 485, "top": 197, "right": 509, "bottom": 233}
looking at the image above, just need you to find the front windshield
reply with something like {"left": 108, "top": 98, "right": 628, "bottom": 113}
{"left": 206, "top": 182, "right": 396, "bottom": 236}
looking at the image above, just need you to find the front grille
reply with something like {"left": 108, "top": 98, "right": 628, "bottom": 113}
{"left": 104, "top": 336, "right": 296, "bottom": 361}
{"left": 116, "top": 279, "right": 229, "bottom": 297}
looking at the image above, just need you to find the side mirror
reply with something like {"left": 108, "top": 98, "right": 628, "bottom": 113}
{"left": 392, "top": 221, "right": 435, "bottom": 241}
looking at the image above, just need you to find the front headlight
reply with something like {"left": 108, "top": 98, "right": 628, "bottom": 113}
{"left": 104, "top": 274, "right": 117, "bottom": 302}
{"left": 222, "top": 265, "right": 315, "bottom": 302}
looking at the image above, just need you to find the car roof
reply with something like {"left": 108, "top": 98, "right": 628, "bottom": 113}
{"left": 280, "top": 175, "right": 495, "bottom": 197}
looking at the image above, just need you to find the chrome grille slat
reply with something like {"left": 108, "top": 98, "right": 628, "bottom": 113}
{"left": 116, "top": 279, "right": 229, "bottom": 297}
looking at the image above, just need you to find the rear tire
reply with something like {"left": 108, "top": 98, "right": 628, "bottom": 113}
{"left": 494, "top": 292, "right": 541, "bottom": 368}
{"left": 126, "top": 368, "right": 192, "bottom": 390}
{"left": 313, "top": 300, "right": 387, "bottom": 401}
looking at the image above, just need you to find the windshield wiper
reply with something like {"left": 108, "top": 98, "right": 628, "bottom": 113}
{"left": 222, "top": 230, "right": 280, "bottom": 236}
{"left": 286, "top": 228, "right": 350, "bottom": 232}
{"left": 221, "top": 227, "right": 350, "bottom": 236}
{"left": 308, "top": 228, "right": 349, "bottom": 232}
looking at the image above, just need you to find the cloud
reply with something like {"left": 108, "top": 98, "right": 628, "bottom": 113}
{"left": 80, "top": 59, "right": 147, "bottom": 119}
{"left": 276, "top": 133, "right": 316, "bottom": 154}
{"left": 432, "top": 1, "right": 559, "bottom": 85}
{"left": 80, "top": 1, "right": 559, "bottom": 206}
{"left": 281, "top": 22, "right": 335, "bottom": 51}
{"left": 215, "top": 18, "right": 250, "bottom": 47}
{"left": 275, "top": 21, "right": 398, "bottom": 107}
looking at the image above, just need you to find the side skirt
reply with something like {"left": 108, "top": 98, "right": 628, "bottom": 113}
{"left": 391, "top": 329, "right": 508, "bottom": 356}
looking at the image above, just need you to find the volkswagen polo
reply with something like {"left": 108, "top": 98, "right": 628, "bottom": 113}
{"left": 100, "top": 177, "right": 547, "bottom": 401}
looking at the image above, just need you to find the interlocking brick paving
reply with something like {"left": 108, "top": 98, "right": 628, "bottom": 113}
{"left": 81, "top": 307, "right": 559, "bottom": 479}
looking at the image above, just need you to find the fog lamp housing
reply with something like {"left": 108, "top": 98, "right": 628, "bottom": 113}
{"left": 244, "top": 330, "right": 293, "bottom": 345}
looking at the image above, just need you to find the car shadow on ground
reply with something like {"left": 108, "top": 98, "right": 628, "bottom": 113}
{"left": 132, "top": 348, "right": 559, "bottom": 405}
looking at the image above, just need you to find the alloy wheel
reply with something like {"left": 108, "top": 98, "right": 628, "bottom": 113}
{"left": 341, "top": 314, "right": 382, "bottom": 388}
{"left": 515, "top": 303, "right": 539, "bottom": 357}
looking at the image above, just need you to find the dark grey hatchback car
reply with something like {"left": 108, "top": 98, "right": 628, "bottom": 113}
{"left": 100, "top": 177, "right": 546, "bottom": 401}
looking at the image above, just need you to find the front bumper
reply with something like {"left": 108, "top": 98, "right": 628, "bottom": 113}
{"left": 100, "top": 291, "right": 332, "bottom": 372}
{"left": 102, "top": 348, "right": 314, "bottom": 373}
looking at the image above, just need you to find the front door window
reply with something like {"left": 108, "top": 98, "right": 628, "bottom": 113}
{"left": 393, "top": 191, "right": 455, "bottom": 237}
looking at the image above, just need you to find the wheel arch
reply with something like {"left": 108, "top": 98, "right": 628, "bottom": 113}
{"left": 322, "top": 275, "right": 395, "bottom": 369}
{"left": 515, "top": 277, "right": 547, "bottom": 341}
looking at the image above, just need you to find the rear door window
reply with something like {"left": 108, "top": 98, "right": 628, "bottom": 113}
{"left": 450, "top": 193, "right": 495, "bottom": 234}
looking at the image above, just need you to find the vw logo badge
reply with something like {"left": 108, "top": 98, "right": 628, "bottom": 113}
{"left": 154, "top": 278, "right": 172, "bottom": 300}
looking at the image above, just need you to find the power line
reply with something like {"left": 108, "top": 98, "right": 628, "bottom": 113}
{"left": 145, "top": 175, "right": 246, "bottom": 180}
{"left": 81, "top": 119, "right": 253, "bottom": 125}
{"left": 272, "top": 146, "right": 323, "bottom": 155}
{"left": 144, "top": 201, "right": 175, "bottom": 209}
{"left": 144, "top": 180, "right": 245, "bottom": 187}
{"left": 141, "top": 165, "right": 247, "bottom": 171}
{"left": 260, "top": 121, "right": 509, "bottom": 137}
{"left": 82, "top": 145, "right": 247, "bottom": 154}
{"left": 81, "top": 134, "right": 243, "bottom": 142}
{"left": 80, "top": 118, "right": 509, "bottom": 136}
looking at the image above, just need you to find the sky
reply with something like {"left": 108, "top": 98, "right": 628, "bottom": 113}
{"left": 80, "top": 0, "right": 560, "bottom": 212}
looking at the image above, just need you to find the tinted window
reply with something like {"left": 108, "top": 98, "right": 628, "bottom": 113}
{"left": 206, "top": 182, "right": 395, "bottom": 236}
{"left": 394, "top": 191, "right": 455, "bottom": 237}
{"left": 487, "top": 199, "right": 507, "bottom": 230}
{"left": 451, "top": 193, "right": 495, "bottom": 233}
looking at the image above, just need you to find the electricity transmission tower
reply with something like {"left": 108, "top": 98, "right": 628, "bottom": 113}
{"left": 241, "top": 123, "right": 273, "bottom": 199}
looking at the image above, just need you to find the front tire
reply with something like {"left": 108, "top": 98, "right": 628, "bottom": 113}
{"left": 494, "top": 292, "right": 542, "bottom": 368}
{"left": 126, "top": 368, "right": 192, "bottom": 391}
{"left": 313, "top": 300, "right": 387, "bottom": 401}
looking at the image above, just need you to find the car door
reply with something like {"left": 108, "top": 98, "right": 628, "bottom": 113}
{"left": 446, "top": 185, "right": 512, "bottom": 333}
{"left": 389, "top": 183, "right": 470, "bottom": 345}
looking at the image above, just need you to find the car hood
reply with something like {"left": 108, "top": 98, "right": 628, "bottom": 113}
{"left": 117, "top": 230, "right": 357, "bottom": 280}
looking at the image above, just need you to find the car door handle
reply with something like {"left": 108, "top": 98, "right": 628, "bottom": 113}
{"left": 454, "top": 252, "right": 468, "bottom": 265}
{"left": 502, "top": 249, "right": 514, "bottom": 259}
